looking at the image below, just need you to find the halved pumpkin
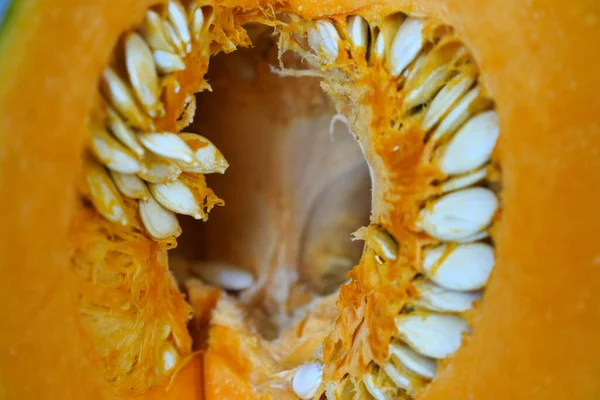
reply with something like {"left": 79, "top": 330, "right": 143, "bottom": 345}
{"left": 0, "top": 0, "right": 599, "bottom": 399}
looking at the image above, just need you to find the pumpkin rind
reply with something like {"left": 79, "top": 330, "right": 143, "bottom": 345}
{"left": 1, "top": 0, "right": 599, "bottom": 399}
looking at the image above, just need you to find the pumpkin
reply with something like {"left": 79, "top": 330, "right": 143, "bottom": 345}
{"left": 1, "top": 0, "right": 599, "bottom": 399}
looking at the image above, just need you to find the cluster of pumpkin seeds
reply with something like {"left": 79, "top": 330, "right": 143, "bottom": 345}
{"left": 85, "top": 0, "right": 226, "bottom": 241}
{"left": 282, "top": 15, "right": 500, "bottom": 400}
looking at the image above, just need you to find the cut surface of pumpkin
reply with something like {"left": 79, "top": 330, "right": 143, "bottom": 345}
{"left": 0, "top": 0, "right": 599, "bottom": 399}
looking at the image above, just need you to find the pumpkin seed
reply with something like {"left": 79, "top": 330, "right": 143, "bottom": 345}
{"left": 308, "top": 20, "right": 340, "bottom": 64}
{"left": 85, "top": 160, "right": 128, "bottom": 226}
{"left": 138, "top": 132, "right": 196, "bottom": 164}
{"left": 191, "top": 262, "right": 255, "bottom": 290}
{"left": 362, "top": 373, "right": 388, "bottom": 400}
{"left": 389, "top": 343, "right": 437, "bottom": 380}
{"left": 347, "top": 15, "right": 369, "bottom": 50}
{"left": 435, "top": 110, "right": 500, "bottom": 175}
{"left": 101, "top": 67, "right": 152, "bottom": 130}
{"left": 438, "top": 167, "right": 487, "bottom": 193}
{"left": 124, "top": 32, "right": 163, "bottom": 118}
{"left": 159, "top": 342, "right": 178, "bottom": 373}
{"left": 422, "top": 73, "right": 475, "bottom": 131}
{"left": 292, "top": 362, "right": 323, "bottom": 400}
{"left": 418, "top": 187, "right": 498, "bottom": 241}
{"left": 153, "top": 50, "right": 186, "bottom": 73}
{"left": 139, "top": 10, "right": 177, "bottom": 53}
{"left": 422, "top": 242, "right": 495, "bottom": 291}
{"left": 167, "top": 1, "right": 191, "bottom": 53}
{"left": 382, "top": 363, "right": 413, "bottom": 392}
{"left": 394, "top": 314, "right": 470, "bottom": 359}
{"left": 148, "top": 179, "right": 202, "bottom": 219}
{"left": 413, "top": 280, "right": 482, "bottom": 312}
{"left": 367, "top": 228, "right": 398, "bottom": 262}
{"left": 105, "top": 105, "right": 145, "bottom": 158}
{"left": 138, "top": 195, "right": 182, "bottom": 239}
{"left": 109, "top": 171, "right": 150, "bottom": 200}
{"left": 138, "top": 155, "right": 182, "bottom": 184}
{"left": 90, "top": 124, "right": 142, "bottom": 174}
{"left": 176, "top": 133, "right": 229, "bottom": 174}
{"left": 430, "top": 86, "right": 481, "bottom": 143}
{"left": 389, "top": 17, "right": 424, "bottom": 76}
{"left": 163, "top": 19, "right": 186, "bottom": 57}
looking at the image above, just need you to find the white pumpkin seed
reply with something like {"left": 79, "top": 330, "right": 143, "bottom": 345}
{"left": 138, "top": 156, "right": 182, "bottom": 184}
{"left": 308, "top": 20, "right": 340, "bottom": 64}
{"left": 404, "top": 66, "right": 450, "bottom": 110}
{"left": 435, "top": 111, "right": 500, "bottom": 175}
{"left": 438, "top": 167, "right": 487, "bottom": 194}
{"left": 138, "top": 132, "right": 196, "bottom": 164}
{"left": 422, "top": 73, "right": 475, "bottom": 131}
{"left": 85, "top": 160, "right": 128, "bottom": 226}
{"left": 163, "top": 19, "right": 186, "bottom": 57}
{"left": 418, "top": 187, "right": 498, "bottom": 241}
{"left": 148, "top": 179, "right": 202, "bottom": 219}
{"left": 362, "top": 374, "right": 390, "bottom": 400}
{"left": 347, "top": 15, "right": 369, "bottom": 50}
{"left": 192, "top": 261, "right": 255, "bottom": 290}
{"left": 124, "top": 32, "right": 163, "bottom": 118}
{"left": 139, "top": 10, "right": 177, "bottom": 53}
{"left": 167, "top": 1, "right": 191, "bottom": 53}
{"left": 389, "top": 17, "right": 424, "bottom": 76}
{"left": 394, "top": 314, "right": 470, "bottom": 359}
{"left": 176, "top": 133, "right": 229, "bottom": 173}
{"left": 422, "top": 242, "right": 495, "bottom": 291}
{"left": 105, "top": 106, "right": 145, "bottom": 158}
{"left": 389, "top": 343, "right": 437, "bottom": 380}
{"left": 382, "top": 363, "right": 413, "bottom": 392}
{"left": 138, "top": 195, "right": 182, "bottom": 239}
{"left": 109, "top": 171, "right": 150, "bottom": 200}
{"left": 430, "top": 86, "right": 481, "bottom": 143}
{"left": 159, "top": 342, "right": 178, "bottom": 373}
{"left": 101, "top": 67, "right": 152, "bottom": 130}
{"left": 292, "top": 362, "right": 323, "bottom": 400}
{"left": 90, "top": 124, "right": 142, "bottom": 174}
{"left": 414, "top": 280, "right": 482, "bottom": 312}
{"left": 153, "top": 50, "right": 186, "bottom": 73}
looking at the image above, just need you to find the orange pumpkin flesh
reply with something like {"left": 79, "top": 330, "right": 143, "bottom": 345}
{"left": 1, "top": 0, "right": 600, "bottom": 399}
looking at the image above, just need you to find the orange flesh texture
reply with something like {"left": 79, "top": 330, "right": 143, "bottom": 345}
{"left": 0, "top": 0, "right": 599, "bottom": 399}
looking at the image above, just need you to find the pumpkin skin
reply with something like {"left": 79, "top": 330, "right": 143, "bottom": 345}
{"left": 1, "top": 1, "right": 600, "bottom": 400}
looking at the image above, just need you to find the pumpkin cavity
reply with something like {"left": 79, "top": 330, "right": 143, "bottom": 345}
{"left": 73, "top": 2, "right": 502, "bottom": 398}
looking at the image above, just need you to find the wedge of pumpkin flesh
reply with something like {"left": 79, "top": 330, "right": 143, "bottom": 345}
{"left": 0, "top": 0, "right": 596, "bottom": 400}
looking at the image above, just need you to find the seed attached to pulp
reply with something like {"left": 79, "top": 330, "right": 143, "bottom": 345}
{"left": 163, "top": 19, "right": 186, "bottom": 57}
{"left": 139, "top": 10, "right": 177, "bottom": 53}
{"left": 109, "top": 171, "right": 150, "bottom": 200}
{"left": 153, "top": 50, "right": 186, "bottom": 73}
{"left": 85, "top": 160, "right": 128, "bottom": 226}
{"left": 138, "top": 195, "right": 182, "bottom": 239}
{"left": 422, "top": 73, "right": 475, "bottom": 131}
{"left": 292, "top": 362, "right": 323, "bottom": 399}
{"left": 382, "top": 363, "right": 413, "bottom": 392}
{"left": 124, "top": 32, "right": 163, "bottom": 118}
{"left": 138, "top": 132, "right": 197, "bottom": 164}
{"left": 418, "top": 187, "right": 499, "bottom": 241}
{"left": 101, "top": 67, "right": 151, "bottom": 130}
{"left": 148, "top": 179, "right": 202, "bottom": 218}
{"left": 347, "top": 15, "right": 369, "bottom": 50}
{"left": 138, "top": 156, "right": 182, "bottom": 184}
{"left": 362, "top": 373, "right": 388, "bottom": 400}
{"left": 105, "top": 106, "right": 145, "bottom": 158}
{"left": 192, "top": 261, "right": 255, "bottom": 290}
{"left": 90, "top": 125, "right": 142, "bottom": 174}
{"left": 435, "top": 110, "right": 500, "bottom": 175}
{"left": 368, "top": 228, "right": 399, "bottom": 262}
{"left": 394, "top": 314, "right": 470, "bottom": 359}
{"left": 167, "top": 0, "right": 192, "bottom": 53}
{"left": 176, "top": 133, "right": 229, "bottom": 173}
{"left": 389, "top": 343, "right": 437, "bottom": 379}
{"left": 438, "top": 167, "right": 487, "bottom": 193}
{"left": 389, "top": 17, "right": 424, "bottom": 76}
{"left": 430, "top": 86, "right": 481, "bottom": 143}
{"left": 159, "top": 342, "right": 178, "bottom": 373}
{"left": 308, "top": 20, "right": 340, "bottom": 64}
{"left": 422, "top": 242, "right": 495, "bottom": 291}
{"left": 413, "top": 280, "right": 482, "bottom": 312}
